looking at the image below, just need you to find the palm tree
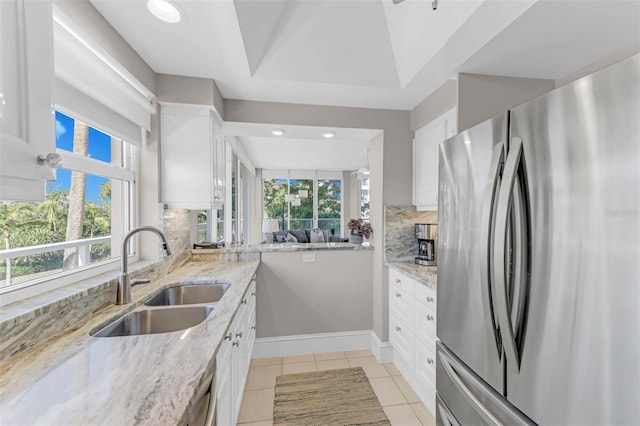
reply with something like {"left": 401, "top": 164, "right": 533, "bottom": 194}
{"left": 0, "top": 203, "right": 43, "bottom": 286}
{"left": 62, "top": 120, "right": 88, "bottom": 269}
{"left": 37, "top": 190, "right": 66, "bottom": 233}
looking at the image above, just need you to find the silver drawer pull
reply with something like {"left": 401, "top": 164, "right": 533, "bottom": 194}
{"left": 241, "top": 298, "right": 248, "bottom": 304}
{"left": 427, "top": 358, "right": 434, "bottom": 365}
{"left": 396, "top": 326, "right": 401, "bottom": 332}
{"left": 224, "top": 332, "right": 233, "bottom": 341}
{"left": 236, "top": 331, "right": 243, "bottom": 339}
{"left": 232, "top": 341, "right": 239, "bottom": 347}
{"left": 427, "top": 315, "right": 434, "bottom": 321}
{"left": 396, "top": 293, "right": 402, "bottom": 298}
{"left": 395, "top": 279, "right": 401, "bottom": 284}
{"left": 427, "top": 296, "right": 434, "bottom": 302}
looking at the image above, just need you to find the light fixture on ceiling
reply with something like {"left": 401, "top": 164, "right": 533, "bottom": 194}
{"left": 147, "top": 0, "right": 182, "bottom": 23}
{"left": 271, "top": 129, "right": 285, "bottom": 136}
{"left": 321, "top": 130, "right": 336, "bottom": 138}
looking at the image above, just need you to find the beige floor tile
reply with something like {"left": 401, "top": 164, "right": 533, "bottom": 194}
{"left": 314, "top": 351, "right": 347, "bottom": 361}
{"left": 392, "top": 375, "right": 421, "bottom": 403}
{"left": 245, "top": 364, "right": 283, "bottom": 391}
{"left": 345, "top": 349, "right": 373, "bottom": 358}
{"left": 348, "top": 356, "right": 390, "bottom": 378}
{"left": 316, "top": 358, "right": 351, "bottom": 371}
{"left": 384, "top": 404, "right": 422, "bottom": 426}
{"left": 237, "top": 388, "right": 274, "bottom": 424}
{"left": 251, "top": 357, "right": 283, "bottom": 367}
{"left": 282, "top": 354, "right": 315, "bottom": 364}
{"left": 411, "top": 403, "right": 436, "bottom": 426}
{"left": 237, "top": 421, "right": 273, "bottom": 426}
{"left": 282, "top": 361, "right": 317, "bottom": 375}
{"left": 369, "top": 377, "right": 408, "bottom": 406}
{"left": 383, "top": 362, "right": 402, "bottom": 376}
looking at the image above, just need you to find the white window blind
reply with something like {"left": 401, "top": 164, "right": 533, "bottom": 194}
{"left": 52, "top": 8, "right": 153, "bottom": 146}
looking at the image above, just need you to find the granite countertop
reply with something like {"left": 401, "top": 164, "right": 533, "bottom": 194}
{"left": 0, "top": 259, "right": 259, "bottom": 425}
{"left": 388, "top": 261, "right": 437, "bottom": 289}
{"left": 195, "top": 241, "right": 374, "bottom": 253}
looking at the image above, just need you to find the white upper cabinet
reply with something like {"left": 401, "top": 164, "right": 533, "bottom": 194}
{"left": 0, "top": 0, "right": 55, "bottom": 201}
{"left": 160, "top": 104, "right": 225, "bottom": 209}
{"left": 413, "top": 108, "right": 457, "bottom": 211}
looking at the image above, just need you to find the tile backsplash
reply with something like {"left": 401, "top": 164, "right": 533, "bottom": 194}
{"left": 384, "top": 206, "right": 438, "bottom": 263}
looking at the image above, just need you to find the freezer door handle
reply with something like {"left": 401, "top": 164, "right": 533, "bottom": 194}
{"left": 494, "top": 137, "right": 531, "bottom": 374}
{"left": 437, "top": 397, "right": 461, "bottom": 426}
{"left": 480, "top": 142, "right": 505, "bottom": 357}
{"left": 438, "top": 349, "right": 503, "bottom": 426}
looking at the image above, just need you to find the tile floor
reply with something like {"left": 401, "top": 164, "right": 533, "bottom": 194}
{"left": 237, "top": 350, "right": 436, "bottom": 426}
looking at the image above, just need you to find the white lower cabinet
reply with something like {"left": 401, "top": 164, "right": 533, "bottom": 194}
{"left": 216, "top": 278, "right": 256, "bottom": 426}
{"left": 389, "top": 268, "right": 437, "bottom": 415}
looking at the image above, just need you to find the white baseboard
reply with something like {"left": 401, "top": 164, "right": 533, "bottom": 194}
{"left": 253, "top": 330, "right": 389, "bottom": 359}
{"left": 370, "top": 332, "right": 394, "bottom": 363}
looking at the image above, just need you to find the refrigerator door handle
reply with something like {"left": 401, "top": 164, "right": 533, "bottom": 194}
{"left": 438, "top": 349, "right": 504, "bottom": 426}
{"left": 480, "top": 142, "right": 505, "bottom": 357}
{"left": 494, "top": 137, "right": 527, "bottom": 374}
{"left": 437, "top": 398, "right": 461, "bottom": 426}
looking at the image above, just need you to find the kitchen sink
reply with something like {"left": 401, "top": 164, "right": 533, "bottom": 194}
{"left": 91, "top": 306, "right": 214, "bottom": 337}
{"left": 144, "top": 283, "right": 230, "bottom": 306}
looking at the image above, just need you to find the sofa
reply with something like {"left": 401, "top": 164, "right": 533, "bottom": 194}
{"left": 266, "top": 229, "right": 347, "bottom": 244}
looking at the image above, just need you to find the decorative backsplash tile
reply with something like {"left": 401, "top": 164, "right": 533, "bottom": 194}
{"left": 384, "top": 206, "right": 438, "bottom": 263}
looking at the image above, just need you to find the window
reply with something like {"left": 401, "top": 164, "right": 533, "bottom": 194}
{"left": 262, "top": 171, "right": 343, "bottom": 237}
{"left": 0, "top": 111, "right": 136, "bottom": 299}
{"left": 360, "top": 178, "right": 370, "bottom": 219}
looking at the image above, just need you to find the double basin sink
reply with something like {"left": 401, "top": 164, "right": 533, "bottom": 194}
{"left": 92, "top": 282, "right": 230, "bottom": 337}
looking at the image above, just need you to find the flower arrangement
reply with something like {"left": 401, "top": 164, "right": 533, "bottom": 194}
{"left": 346, "top": 218, "right": 373, "bottom": 239}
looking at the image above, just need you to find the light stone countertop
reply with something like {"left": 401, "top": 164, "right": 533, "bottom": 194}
{"left": 195, "top": 241, "right": 374, "bottom": 253}
{"left": 388, "top": 261, "right": 437, "bottom": 290}
{"left": 0, "top": 259, "right": 259, "bottom": 425}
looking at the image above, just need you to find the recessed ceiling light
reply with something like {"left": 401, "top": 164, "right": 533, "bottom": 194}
{"left": 147, "top": 0, "right": 182, "bottom": 23}
{"left": 271, "top": 129, "right": 285, "bottom": 136}
{"left": 322, "top": 131, "right": 336, "bottom": 138}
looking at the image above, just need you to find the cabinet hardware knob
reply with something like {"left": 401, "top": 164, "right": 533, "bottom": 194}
{"left": 427, "top": 297, "right": 434, "bottom": 302}
{"left": 396, "top": 326, "right": 401, "bottom": 332}
{"left": 236, "top": 331, "right": 243, "bottom": 338}
{"left": 395, "top": 279, "right": 401, "bottom": 284}
{"left": 427, "top": 315, "right": 434, "bottom": 321}
{"left": 214, "top": 195, "right": 220, "bottom": 200}
{"left": 396, "top": 293, "right": 401, "bottom": 298}
{"left": 251, "top": 292, "right": 256, "bottom": 296}
{"left": 251, "top": 325, "right": 256, "bottom": 330}
{"left": 241, "top": 298, "right": 247, "bottom": 304}
{"left": 427, "top": 358, "right": 434, "bottom": 364}
{"left": 224, "top": 332, "right": 233, "bottom": 340}
{"left": 232, "top": 341, "right": 239, "bottom": 347}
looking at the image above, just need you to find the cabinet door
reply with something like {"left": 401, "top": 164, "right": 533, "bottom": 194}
{"left": 0, "top": 0, "right": 55, "bottom": 201}
{"left": 413, "top": 108, "right": 457, "bottom": 211}
{"left": 160, "top": 104, "right": 213, "bottom": 209}
{"left": 216, "top": 335, "right": 234, "bottom": 426}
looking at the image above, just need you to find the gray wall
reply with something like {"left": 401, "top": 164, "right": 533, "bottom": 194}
{"left": 256, "top": 250, "right": 373, "bottom": 337}
{"left": 156, "top": 74, "right": 225, "bottom": 117}
{"left": 457, "top": 74, "right": 554, "bottom": 131}
{"left": 410, "top": 80, "right": 458, "bottom": 131}
{"left": 224, "top": 100, "right": 412, "bottom": 207}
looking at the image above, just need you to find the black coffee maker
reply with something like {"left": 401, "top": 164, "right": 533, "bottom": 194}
{"left": 415, "top": 223, "right": 437, "bottom": 266}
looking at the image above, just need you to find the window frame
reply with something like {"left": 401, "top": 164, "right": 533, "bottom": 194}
{"left": 262, "top": 170, "right": 344, "bottom": 236}
{"left": 0, "top": 116, "right": 139, "bottom": 306}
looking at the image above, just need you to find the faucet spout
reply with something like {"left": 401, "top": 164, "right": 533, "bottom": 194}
{"left": 117, "top": 226, "right": 171, "bottom": 305}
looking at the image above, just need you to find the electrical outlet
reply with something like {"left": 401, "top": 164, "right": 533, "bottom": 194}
{"left": 302, "top": 253, "right": 316, "bottom": 263}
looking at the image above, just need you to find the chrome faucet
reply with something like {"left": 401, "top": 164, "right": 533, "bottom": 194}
{"left": 117, "top": 226, "right": 172, "bottom": 305}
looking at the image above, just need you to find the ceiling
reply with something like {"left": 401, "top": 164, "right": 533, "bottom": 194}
{"left": 89, "top": 0, "right": 640, "bottom": 170}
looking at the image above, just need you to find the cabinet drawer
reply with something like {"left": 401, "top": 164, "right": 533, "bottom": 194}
{"left": 389, "top": 269, "right": 415, "bottom": 297}
{"left": 389, "top": 288, "right": 414, "bottom": 329}
{"left": 416, "top": 340, "right": 436, "bottom": 388}
{"left": 415, "top": 282, "right": 436, "bottom": 310}
{"left": 390, "top": 313, "right": 415, "bottom": 365}
{"left": 415, "top": 303, "right": 436, "bottom": 343}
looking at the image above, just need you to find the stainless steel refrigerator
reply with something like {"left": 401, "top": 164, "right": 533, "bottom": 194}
{"left": 436, "top": 53, "right": 640, "bottom": 425}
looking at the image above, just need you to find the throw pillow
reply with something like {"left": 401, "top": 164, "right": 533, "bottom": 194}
{"left": 289, "top": 229, "right": 309, "bottom": 243}
{"left": 309, "top": 228, "right": 326, "bottom": 243}
{"left": 274, "top": 234, "right": 287, "bottom": 243}
{"left": 285, "top": 232, "right": 298, "bottom": 243}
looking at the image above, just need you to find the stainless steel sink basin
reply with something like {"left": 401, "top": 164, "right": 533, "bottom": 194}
{"left": 91, "top": 306, "right": 214, "bottom": 337}
{"left": 144, "top": 283, "right": 230, "bottom": 306}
